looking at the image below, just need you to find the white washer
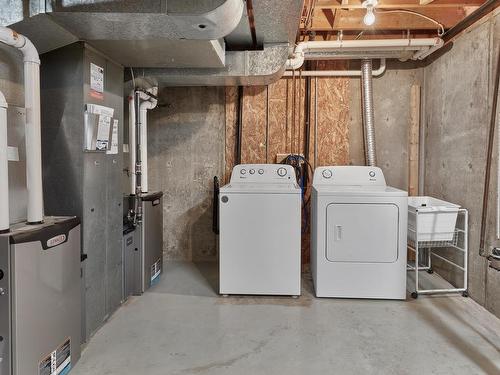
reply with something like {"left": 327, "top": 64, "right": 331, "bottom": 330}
{"left": 311, "top": 166, "right": 408, "bottom": 299}
{"left": 219, "top": 164, "right": 301, "bottom": 296}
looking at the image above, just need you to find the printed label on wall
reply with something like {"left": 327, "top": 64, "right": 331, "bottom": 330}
{"left": 106, "top": 119, "right": 119, "bottom": 155}
{"left": 90, "top": 63, "right": 104, "bottom": 94}
{"left": 39, "top": 338, "right": 71, "bottom": 375}
{"left": 151, "top": 259, "right": 161, "bottom": 285}
{"left": 96, "top": 115, "right": 111, "bottom": 151}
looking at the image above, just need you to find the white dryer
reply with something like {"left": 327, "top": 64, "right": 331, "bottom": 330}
{"left": 219, "top": 164, "right": 301, "bottom": 296}
{"left": 311, "top": 166, "right": 407, "bottom": 299}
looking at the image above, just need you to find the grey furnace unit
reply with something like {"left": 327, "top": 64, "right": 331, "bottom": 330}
{"left": 141, "top": 192, "right": 164, "bottom": 291}
{"left": 0, "top": 217, "right": 81, "bottom": 375}
{"left": 122, "top": 220, "right": 140, "bottom": 298}
{"left": 122, "top": 193, "right": 164, "bottom": 294}
{"left": 40, "top": 42, "right": 124, "bottom": 341}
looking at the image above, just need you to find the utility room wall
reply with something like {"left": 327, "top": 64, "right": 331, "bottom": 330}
{"left": 148, "top": 87, "right": 225, "bottom": 261}
{"left": 225, "top": 61, "right": 423, "bottom": 263}
{"left": 423, "top": 10, "right": 500, "bottom": 318}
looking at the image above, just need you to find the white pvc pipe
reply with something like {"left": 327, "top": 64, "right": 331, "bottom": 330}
{"left": 0, "top": 27, "right": 43, "bottom": 223}
{"left": 139, "top": 88, "right": 158, "bottom": 194}
{"left": 0, "top": 91, "right": 9, "bottom": 232}
{"left": 286, "top": 38, "right": 443, "bottom": 70}
{"left": 283, "top": 58, "right": 386, "bottom": 77}
{"left": 129, "top": 89, "right": 157, "bottom": 195}
{"left": 128, "top": 92, "right": 136, "bottom": 195}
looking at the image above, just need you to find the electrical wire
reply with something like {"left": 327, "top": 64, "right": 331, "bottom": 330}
{"left": 377, "top": 9, "right": 445, "bottom": 36}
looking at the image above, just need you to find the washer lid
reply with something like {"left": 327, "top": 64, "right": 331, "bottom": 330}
{"left": 220, "top": 183, "right": 301, "bottom": 194}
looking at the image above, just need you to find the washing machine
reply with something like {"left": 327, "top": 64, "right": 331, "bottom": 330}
{"left": 219, "top": 164, "right": 301, "bottom": 296}
{"left": 311, "top": 166, "right": 407, "bottom": 299}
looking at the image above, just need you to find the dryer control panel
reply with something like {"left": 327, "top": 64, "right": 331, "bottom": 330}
{"left": 313, "top": 166, "right": 386, "bottom": 186}
{"left": 230, "top": 164, "right": 297, "bottom": 183}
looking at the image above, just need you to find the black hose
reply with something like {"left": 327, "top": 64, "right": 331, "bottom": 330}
{"left": 212, "top": 176, "right": 220, "bottom": 235}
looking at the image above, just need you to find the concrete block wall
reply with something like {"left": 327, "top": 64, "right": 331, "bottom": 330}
{"left": 348, "top": 61, "right": 423, "bottom": 191}
{"left": 147, "top": 86, "right": 225, "bottom": 261}
{"left": 423, "top": 11, "right": 500, "bottom": 318}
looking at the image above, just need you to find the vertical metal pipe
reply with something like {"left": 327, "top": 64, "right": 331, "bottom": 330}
{"left": 361, "top": 59, "right": 377, "bottom": 166}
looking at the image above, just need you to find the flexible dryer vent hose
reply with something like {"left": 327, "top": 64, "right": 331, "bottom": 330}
{"left": 361, "top": 59, "right": 377, "bottom": 166}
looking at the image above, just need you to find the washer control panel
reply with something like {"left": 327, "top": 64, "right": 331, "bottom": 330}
{"left": 231, "top": 164, "right": 296, "bottom": 183}
{"left": 313, "top": 166, "right": 387, "bottom": 186}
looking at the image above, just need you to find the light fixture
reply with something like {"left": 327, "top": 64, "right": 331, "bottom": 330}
{"left": 362, "top": 0, "right": 378, "bottom": 26}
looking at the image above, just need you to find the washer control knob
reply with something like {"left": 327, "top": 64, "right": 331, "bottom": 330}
{"left": 249, "top": 169, "right": 255, "bottom": 175}
{"left": 322, "top": 169, "right": 333, "bottom": 179}
{"left": 277, "top": 167, "right": 287, "bottom": 177}
{"left": 369, "top": 171, "right": 376, "bottom": 177}
{"left": 240, "top": 169, "right": 247, "bottom": 175}
{"left": 258, "top": 169, "right": 264, "bottom": 175}
{"left": 0, "top": 288, "right": 5, "bottom": 296}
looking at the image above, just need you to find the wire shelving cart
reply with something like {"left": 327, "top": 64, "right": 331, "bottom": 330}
{"left": 407, "top": 205, "right": 468, "bottom": 299}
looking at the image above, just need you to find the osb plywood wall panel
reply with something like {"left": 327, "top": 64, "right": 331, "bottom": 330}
{"left": 224, "top": 76, "right": 350, "bottom": 264}
{"left": 267, "top": 79, "right": 288, "bottom": 162}
{"left": 241, "top": 86, "right": 268, "bottom": 164}
{"left": 224, "top": 86, "right": 238, "bottom": 184}
{"left": 316, "top": 77, "right": 350, "bottom": 166}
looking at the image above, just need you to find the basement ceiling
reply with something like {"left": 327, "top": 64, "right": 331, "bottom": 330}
{"left": 299, "top": 0, "right": 494, "bottom": 41}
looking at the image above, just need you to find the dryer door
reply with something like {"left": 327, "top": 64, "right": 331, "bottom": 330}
{"left": 326, "top": 203, "right": 399, "bottom": 263}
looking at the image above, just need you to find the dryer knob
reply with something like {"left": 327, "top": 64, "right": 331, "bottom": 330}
{"left": 322, "top": 169, "right": 333, "bottom": 179}
{"left": 369, "top": 171, "right": 376, "bottom": 177}
{"left": 240, "top": 169, "right": 247, "bottom": 175}
{"left": 277, "top": 167, "right": 287, "bottom": 177}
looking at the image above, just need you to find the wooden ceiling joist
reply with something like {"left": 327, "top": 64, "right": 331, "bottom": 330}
{"left": 300, "top": 0, "right": 495, "bottom": 40}
{"left": 304, "top": 8, "right": 469, "bottom": 31}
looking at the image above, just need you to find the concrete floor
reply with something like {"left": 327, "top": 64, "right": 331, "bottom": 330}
{"left": 72, "top": 262, "right": 500, "bottom": 375}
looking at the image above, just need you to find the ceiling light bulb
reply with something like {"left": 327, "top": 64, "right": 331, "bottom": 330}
{"left": 363, "top": 6, "right": 375, "bottom": 26}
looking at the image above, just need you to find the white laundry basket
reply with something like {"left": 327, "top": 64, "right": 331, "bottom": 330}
{"left": 408, "top": 196, "right": 460, "bottom": 242}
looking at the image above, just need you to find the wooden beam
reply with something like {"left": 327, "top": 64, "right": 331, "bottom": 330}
{"left": 315, "top": 0, "right": 486, "bottom": 8}
{"left": 306, "top": 7, "right": 469, "bottom": 30}
{"left": 443, "top": 0, "right": 500, "bottom": 41}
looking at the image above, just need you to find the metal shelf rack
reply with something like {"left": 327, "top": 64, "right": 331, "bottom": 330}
{"left": 407, "top": 208, "right": 468, "bottom": 298}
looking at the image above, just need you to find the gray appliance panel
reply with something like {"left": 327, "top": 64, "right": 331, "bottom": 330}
{"left": 123, "top": 230, "right": 141, "bottom": 299}
{"left": 41, "top": 42, "right": 124, "bottom": 340}
{"left": 0, "top": 237, "right": 11, "bottom": 375}
{"left": 142, "top": 195, "right": 163, "bottom": 291}
{"left": 6, "top": 107, "right": 27, "bottom": 225}
{"left": 0, "top": 222, "right": 81, "bottom": 375}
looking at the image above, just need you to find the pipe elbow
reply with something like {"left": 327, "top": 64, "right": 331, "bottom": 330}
{"left": 0, "top": 27, "right": 40, "bottom": 64}
{"left": 285, "top": 51, "right": 305, "bottom": 71}
{"left": 19, "top": 36, "right": 40, "bottom": 64}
